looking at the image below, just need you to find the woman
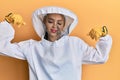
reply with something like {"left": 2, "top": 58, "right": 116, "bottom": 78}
{"left": 0, "top": 6, "right": 112, "bottom": 80}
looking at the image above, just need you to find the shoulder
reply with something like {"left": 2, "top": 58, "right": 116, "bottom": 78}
{"left": 17, "top": 39, "right": 39, "bottom": 47}
{"left": 68, "top": 36, "right": 83, "bottom": 42}
{"left": 67, "top": 36, "right": 87, "bottom": 45}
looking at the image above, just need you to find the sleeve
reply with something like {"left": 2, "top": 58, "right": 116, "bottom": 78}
{"left": 81, "top": 35, "right": 112, "bottom": 64}
{"left": 0, "top": 21, "right": 27, "bottom": 60}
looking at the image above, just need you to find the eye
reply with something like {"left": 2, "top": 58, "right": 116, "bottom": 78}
{"left": 58, "top": 23, "right": 62, "bottom": 25}
{"left": 48, "top": 20, "right": 53, "bottom": 23}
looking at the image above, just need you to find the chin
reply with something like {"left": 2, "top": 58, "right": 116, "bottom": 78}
{"left": 50, "top": 33, "right": 58, "bottom": 37}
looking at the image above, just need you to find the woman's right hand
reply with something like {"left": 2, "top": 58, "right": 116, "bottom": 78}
{"left": 5, "top": 13, "right": 26, "bottom": 26}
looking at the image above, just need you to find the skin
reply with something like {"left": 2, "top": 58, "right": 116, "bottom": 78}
{"left": 43, "top": 13, "right": 65, "bottom": 42}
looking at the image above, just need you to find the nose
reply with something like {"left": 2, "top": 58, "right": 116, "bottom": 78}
{"left": 53, "top": 22, "right": 57, "bottom": 28}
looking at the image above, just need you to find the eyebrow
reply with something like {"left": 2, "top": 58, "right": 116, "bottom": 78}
{"left": 47, "top": 18, "right": 64, "bottom": 22}
{"left": 47, "top": 18, "right": 54, "bottom": 20}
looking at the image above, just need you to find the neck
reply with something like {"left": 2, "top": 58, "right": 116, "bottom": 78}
{"left": 48, "top": 35, "right": 60, "bottom": 42}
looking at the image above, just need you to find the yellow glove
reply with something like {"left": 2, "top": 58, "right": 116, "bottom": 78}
{"left": 89, "top": 26, "right": 108, "bottom": 40}
{"left": 5, "top": 13, "right": 26, "bottom": 27}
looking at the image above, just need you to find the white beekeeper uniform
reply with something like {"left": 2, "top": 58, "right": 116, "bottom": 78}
{"left": 0, "top": 6, "right": 112, "bottom": 80}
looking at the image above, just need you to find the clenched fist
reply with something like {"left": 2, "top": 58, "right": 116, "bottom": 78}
{"left": 5, "top": 13, "right": 26, "bottom": 26}
{"left": 89, "top": 26, "right": 108, "bottom": 41}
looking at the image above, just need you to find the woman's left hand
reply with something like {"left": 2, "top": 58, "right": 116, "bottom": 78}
{"left": 89, "top": 26, "right": 108, "bottom": 41}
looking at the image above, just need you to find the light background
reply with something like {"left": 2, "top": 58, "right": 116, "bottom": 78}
{"left": 0, "top": 0, "right": 119, "bottom": 80}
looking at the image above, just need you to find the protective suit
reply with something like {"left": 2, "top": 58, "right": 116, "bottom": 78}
{"left": 0, "top": 6, "right": 112, "bottom": 80}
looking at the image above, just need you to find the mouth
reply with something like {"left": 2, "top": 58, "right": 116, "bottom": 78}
{"left": 51, "top": 29, "right": 58, "bottom": 33}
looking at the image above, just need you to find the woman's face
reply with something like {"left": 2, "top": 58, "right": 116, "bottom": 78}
{"left": 44, "top": 13, "right": 65, "bottom": 37}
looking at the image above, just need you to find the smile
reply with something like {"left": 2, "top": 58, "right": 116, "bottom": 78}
{"left": 51, "top": 29, "right": 58, "bottom": 33}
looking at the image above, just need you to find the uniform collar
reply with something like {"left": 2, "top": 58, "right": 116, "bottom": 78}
{"left": 41, "top": 35, "right": 68, "bottom": 47}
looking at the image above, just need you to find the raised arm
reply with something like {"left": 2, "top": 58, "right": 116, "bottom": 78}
{"left": 81, "top": 35, "right": 112, "bottom": 64}
{"left": 81, "top": 26, "right": 112, "bottom": 64}
{"left": 0, "top": 13, "right": 27, "bottom": 60}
